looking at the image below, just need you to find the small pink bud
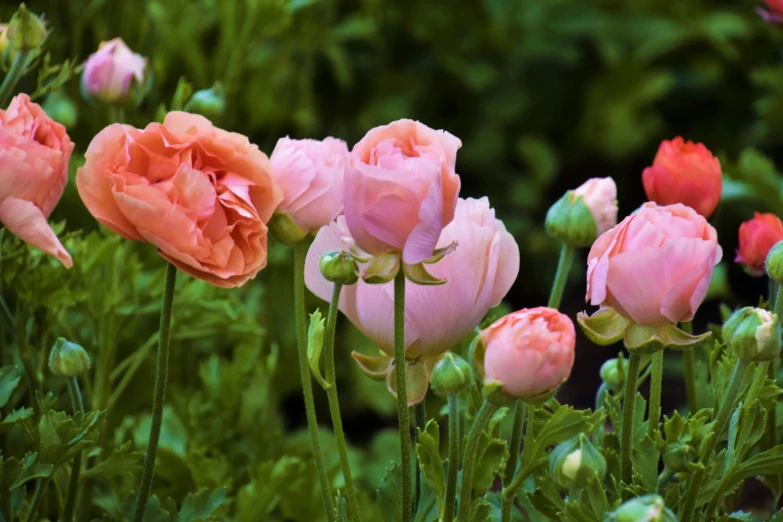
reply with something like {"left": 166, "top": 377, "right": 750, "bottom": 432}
{"left": 81, "top": 37, "right": 147, "bottom": 105}
{"left": 572, "top": 177, "right": 618, "bottom": 235}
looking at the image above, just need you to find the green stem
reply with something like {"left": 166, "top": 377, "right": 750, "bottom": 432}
{"left": 501, "top": 407, "right": 537, "bottom": 503}
{"left": 414, "top": 400, "right": 427, "bottom": 514}
{"left": 680, "top": 321, "right": 699, "bottom": 414}
{"left": 458, "top": 400, "right": 498, "bottom": 522}
{"left": 110, "top": 106, "right": 126, "bottom": 124}
{"left": 24, "top": 477, "right": 50, "bottom": 522}
{"left": 443, "top": 394, "right": 460, "bottom": 522}
{"left": 620, "top": 352, "right": 641, "bottom": 485}
{"left": 293, "top": 242, "right": 335, "bottom": 520}
{"left": 501, "top": 401, "right": 526, "bottom": 522}
{"left": 0, "top": 49, "right": 30, "bottom": 107}
{"left": 547, "top": 243, "right": 575, "bottom": 310}
{"left": 594, "top": 382, "right": 608, "bottom": 449}
{"left": 132, "top": 263, "right": 177, "bottom": 522}
{"left": 744, "top": 362, "right": 769, "bottom": 406}
{"left": 323, "top": 283, "right": 360, "bottom": 522}
{"left": 769, "top": 276, "right": 777, "bottom": 310}
{"left": 680, "top": 358, "right": 750, "bottom": 522}
{"left": 64, "top": 378, "right": 85, "bottom": 522}
{"left": 393, "top": 270, "right": 413, "bottom": 522}
{"left": 767, "top": 282, "right": 783, "bottom": 495}
{"left": 657, "top": 469, "right": 675, "bottom": 493}
{"left": 648, "top": 351, "right": 664, "bottom": 438}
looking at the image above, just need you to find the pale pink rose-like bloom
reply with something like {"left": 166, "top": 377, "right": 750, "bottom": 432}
{"left": 0, "top": 94, "right": 74, "bottom": 267}
{"left": 305, "top": 197, "right": 519, "bottom": 358}
{"left": 481, "top": 308, "right": 575, "bottom": 399}
{"left": 572, "top": 177, "right": 618, "bottom": 235}
{"left": 586, "top": 202, "right": 722, "bottom": 326}
{"left": 269, "top": 137, "right": 348, "bottom": 235}
{"left": 345, "top": 119, "right": 462, "bottom": 265}
{"left": 81, "top": 38, "right": 147, "bottom": 105}
{"left": 76, "top": 112, "right": 282, "bottom": 287}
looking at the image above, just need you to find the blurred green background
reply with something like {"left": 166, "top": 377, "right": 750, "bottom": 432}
{"left": 5, "top": 0, "right": 783, "bottom": 519}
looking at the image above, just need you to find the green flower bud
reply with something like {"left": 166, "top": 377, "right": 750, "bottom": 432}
{"left": 268, "top": 211, "right": 307, "bottom": 245}
{"left": 767, "top": 241, "right": 783, "bottom": 284}
{"left": 320, "top": 250, "right": 359, "bottom": 286}
{"left": 600, "top": 358, "right": 625, "bottom": 392}
{"left": 6, "top": 4, "right": 46, "bottom": 53}
{"left": 662, "top": 441, "right": 694, "bottom": 472}
{"left": 723, "top": 306, "right": 780, "bottom": 362}
{"left": 184, "top": 82, "right": 225, "bottom": 122}
{"left": 545, "top": 191, "right": 597, "bottom": 247}
{"left": 430, "top": 353, "right": 472, "bottom": 396}
{"left": 42, "top": 91, "right": 78, "bottom": 128}
{"left": 48, "top": 338, "right": 91, "bottom": 377}
{"left": 611, "top": 495, "right": 676, "bottom": 522}
{"left": 548, "top": 433, "right": 606, "bottom": 490}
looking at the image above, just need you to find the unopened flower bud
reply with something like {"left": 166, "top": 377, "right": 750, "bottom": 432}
{"left": 662, "top": 441, "right": 694, "bottom": 472}
{"left": 549, "top": 433, "right": 606, "bottom": 490}
{"left": 723, "top": 306, "right": 780, "bottom": 362}
{"left": 767, "top": 241, "right": 783, "bottom": 284}
{"left": 184, "top": 83, "right": 225, "bottom": 122}
{"left": 81, "top": 38, "right": 148, "bottom": 106}
{"left": 6, "top": 4, "right": 46, "bottom": 53}
{"left": 430, "top": 353, "right": 472, "bottom": 396}
{"left": 600, "top": 358, "right": 625, "bottom": 392}
{"left": 611, "top": 495, "right": 676, "bottom": 522}
{"left": 0, "top": 24, "right": 9, "bottom": 58}
{"left": 42, "top": 91, "right": 78, "bottom": 128}
{"left": 48, "top": 338, "right": 91, "bottom": 377}
{"left": 546, "top": 178, "right": 616, "bottom": 247}
{"left": 320, "top": 250, "right": 359, "bottom": 286}
{"left": 268, "top": 210, "right": 308, "bottom": 245}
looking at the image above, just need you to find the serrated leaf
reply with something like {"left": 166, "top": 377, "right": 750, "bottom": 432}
{"left": 633, "top": 435, "right": 659, "bottom": 493}
{"left": 7, "top": 452, "right": 53, "bottom": 490}
{"left": 81, "top": 442, "right": 143, "bottom": 481}
{"left": 178, "top": 488, "right": 226, "bottom": 522}
{"left": 472, "top": 500, "right": 492, "bottom": 522}
{"left": 726, "top": 400, "right": 766, "bottom": 469}
{"left": 473, "top": 436, "right": 508, "bottom": 493}
{"left": 416, "top": 420, "right": 444, "bottom": 516}
{"left": 0, "top": 366, "right": 22, "bottom": 409}
{"left": 307, "top": 309, "right": 331, "bottom": 390}
{"left": 0, "top": 407, "right": 33, "bottom": 432}
{"left": 377, "top": 463, "right": 403, "bottom": 522}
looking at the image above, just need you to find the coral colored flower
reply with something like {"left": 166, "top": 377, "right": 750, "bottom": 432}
{"left": 305, "top": 197, "right": 519, "bottom": 358}
{"left": 586, "top": 202, "right": 722, "bottom": 326}
{"left": 762, "top": 0, "right": 783, "bottom": 20}
{"left": 642, "top": 137, "right": 722, "bottom": 218}
{"left": 735, "top": 213, "right": 783, "bottom": 275}
{"left": 269, "top": 137, "right": 348, "bottom": 235}
{"left": 76, "top": 112, "right": 282, "bottom": 287}
{"left": 344, "top": 119, "right": 461, "bottom": 265}
{"left": 573, "top": 177, "right": 618, "bottom": 235}
{"left": 481, "top": 307, "right": 575, "bottom": 399}
{"left": 0, "top": 94, "right": 74, "bottom": 267}
{"left": 81, "top": 38, "right": 147, "bottom": 105}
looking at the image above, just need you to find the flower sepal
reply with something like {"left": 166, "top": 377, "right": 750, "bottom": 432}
{"left": 268, "top": 210, "right": 308, "bottom": 245}
{"left": 623, "top": 323, "right": 710, "bottom": 354}
{"left": 385, "top": 356, "right": 441, "bottom": 406}
{"left": 362, "top": 252, "right": 401, "bottom": 284}
{"left": 403, "top": 261, "right": 446, "bottom": 285}
{"left": 424, "top": 241, "right": 458, "bottom": 264}
{"left": 577, "top": 307, "right": 629, "bottom": 346}
{"left": 351, "top": 351, "right": 393, "bottom": 381}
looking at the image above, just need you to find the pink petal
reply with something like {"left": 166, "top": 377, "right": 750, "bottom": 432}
{"left": 0, "top": 197, "right": 72, "bottom": 267}
{"left": 403, "top": 168, "right": 444, "bottom": 264}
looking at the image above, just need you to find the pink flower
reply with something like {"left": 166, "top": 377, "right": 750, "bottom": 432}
{"left": 642, "top": 137, "right": 722, "bottom": 218}
{"left": 572, "top": 177, "right": 618, "bottom": 235}
{"left": 76, "top": 112, "right": 282, "bottom": 287}
{"left": 305, "top": 197, "right": 519, "bottom": 358}
{"left": 269, "top": 137, "right": 348, "bottom": 235}
{"left": 481, "top": 308, "right": 575, "bottom": 399}
{"left": 765, "top": 0, "right": 783, "bottom": 17}
{"left": 586, "top": 202, "right": 722, "bottom": 326}
{"left": 735, "top": 212, "right": 783, "bottom": 275}
{"left": 0, "top": 94, "right": 74, "bottom": 267}
{"left": 344, "top": 119, "right": 462, "bottom": 265}
{"left": 81, "top": 38, "right": 147, "bottom": 105}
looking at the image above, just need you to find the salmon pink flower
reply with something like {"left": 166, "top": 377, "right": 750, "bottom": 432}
{"left": 735, "top": 212, "right": 783, "bottom": 276}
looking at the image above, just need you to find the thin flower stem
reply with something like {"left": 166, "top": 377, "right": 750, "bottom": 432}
{"left": 648, "top": 351, "right": 664, "bottom": 438}
{"left": 680, "top": 358, "right": 750, "bottom": 522}
{"left": 64, "top": 378, "right": 85, "bottom": 522}
{"left": 458, "top": 400, "right": 498, "bottom": 522}
{"left": 767, "top": 282, "right": 783, "bottom": 494}
{"left": 443, "top": 394, "right": 460, "bottom": 522}
{"left": 502, "top": 407, "right": 537, "bottom": 503}
{"left": 393, "top": 269, "right": 413, "bottom": 522}
{"left": 293, "top": 242, "right": 335, "bottom": 520}
{"left": 24, "top": 477, "right": 50, "bottom": 522}
{"left": 414, "top": 400, "right": 427, "bottom": 513}
{"left": 132, "top": 263, "right": 177, "bottom": 522}
{"left": 547, "top": 243, "right": 574, "bottom": 310}
{"left": 680, "top": 321, "right": 699, "bottom": 414}
{"left": 594, "top": 382, "right": 608, "bottom": 449}
{"left": 501, "top": 401, "right": 526, "bottom": 522}
{"left": 0, "top": 50, "right": 30, "bottom": 107}
{"left": 323, "top": 283, "right": 361, "bottom": 522}
{"left": 620, "top": 352, "right": 641, "bottom": 485}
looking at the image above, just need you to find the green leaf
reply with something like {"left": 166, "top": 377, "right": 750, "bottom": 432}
{"left": 0, "top": 407, "right": 33, "bottom": 432}
{"left": 633, "top": 435, "right": 659, "bottom": 493}
{"left": 307, "top": 309, "right": 331, "bottom": 390}
{"left": 239, "top": 457, "right": 306, "bottom": 521}
{"left": 178, "top": 488, "right": 226, "bottom": 522}
{"left": 81, "top": 442, "right": 143, "bottom": 482}
{"left": 6, "top": 452, "right": 53, "bottom": 490}
{"left": 473, "top": 436, "right": 508, "bottom": 494}
{"left": 0, "top": 366, "right": 22, "bottom": 409}
{"left": 472, "top": 500, "right": 492, "bottom": 522}
{"left": 415, "top": 420, "right": 444, "bottom": 516}
{"left": 377, "top": 463, "right": 403, "bottom": 522}
{"left": 726, "top": 400, "right": 766, "bottom": 469}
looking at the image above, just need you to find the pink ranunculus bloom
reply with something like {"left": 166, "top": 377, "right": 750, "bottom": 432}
{"left": 81, "top": 38, "right": 147, "bottom": 105}
{"left": 305, "top": 197, "right": 519, "bottom": 359}
{"left": 269, "top": 137, "right": 348, "bottom": 235}
{"left": 586, "top": 202, "right": 722, "bottom": 326}
{"left": 344, "top": 119, "right": 462, "bottom": 265}
{"left": 0, "top": 94, "right": 74, "bottom": 267}
{"left": 481, "top": 307, "right": 575, "bottom": 399}
{"left": 572, "top": 177, "right": 618, "bottom": 235}
{"left": 76, "top": 111, "right": 283, "bottom": 287}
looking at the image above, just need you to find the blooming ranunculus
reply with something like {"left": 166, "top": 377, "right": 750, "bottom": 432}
{"left": 481, "top": 308, "right": 575, "bottom": 400}
{"left": 642, "top": 137, "right": 722, "bottom": 218}
{"left": 0, "top": 94, "right": 74, "bottom": 267}
{"left": 269, "top": 137, "right": 348, "bottom": 236}
{"left": 572, "top": 177, "right": 618, "bottom": 235}
{"left": 765, "top": 0, "right": 783, "bottom": 16}
{"left": 344, "top": 119, "right": 461, "bottom": 265}
{"left": 76, "top": 111, "right": 282, "bottom": 287}
{"left": 306, "top": 197, "right": 519, "bottom": 358}
{"left": 586, "top": 202, "right": 722, "bottom": 326}
{"left": 735, "top": 213, "right": 783, "bottom": 276}
{"left": 81, "top": 38, "right": 147, "bottom": 105}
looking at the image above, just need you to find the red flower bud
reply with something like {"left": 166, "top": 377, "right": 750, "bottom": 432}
{"left": 735, "top": 212, "right": 783, "bottom": 276}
